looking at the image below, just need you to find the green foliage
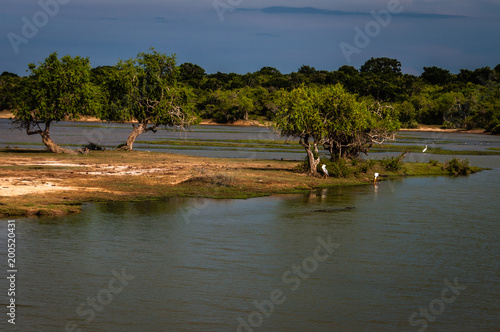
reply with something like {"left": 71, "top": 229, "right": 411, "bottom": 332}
{"left": 381, "top": 151, "right": 407, "bottom": 171}
{"left": 323, "top": 158, "right": 353, "bottom": 178}
{"left": 179, "top": 62, "right": 206, "bottom": 88}
{"left": 0, "top": 74, "right": 23, "bottom": 111}
{"left": 381, "top": 157, "right": 403, "bottom": 171}
{"left": 357, "top": 159, "right": 377, "bottom": 173}
{"left": 199, "top": 88, "right": 255, "bottom": 123}
{"left": 445, "top": 158, "right": 472, "bottom": 175}
{"left": 396, "top": 101, "right": 419, "bottom": 128}
{"left": 95, "top": 48, "right": 198, "bottom": 150}
{"left": 359, "top": 57, "right": 404, "bottom": 101}
{"left": 274, "top": 84, "right": 327, "bottom": 175}
{"left": 486, "top": 118, "right": 500, "bottom": 135}
{"left": 12, "top": 52, "right": 100, "bottom": 153}
{"left": 299, "top": 156, "right": 375, "bottom": 178}
{"left": 14, "top": 52, "right": 99, "bottom": 123}
{"left": 429, "top": 159, "right": 439, "bottom": 166}
{"left": 107, "top": 48, "right": 189, "bottom": 124}
{"left": 441, "top": 120, "right": 456, "bottom": 129}
{"left": 275, "top": 83, "right": 399, "bottom": 175}
{"left": 421, "top": 66, "right": 453, "bottom": 86}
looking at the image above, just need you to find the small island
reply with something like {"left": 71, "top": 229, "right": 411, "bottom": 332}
{"left": 0, "top": 52, "right": 492, "bottom": 217}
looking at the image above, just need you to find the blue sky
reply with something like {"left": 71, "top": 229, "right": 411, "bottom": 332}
{"left": 1, "top": 0, "right": 499, "bottom": 76}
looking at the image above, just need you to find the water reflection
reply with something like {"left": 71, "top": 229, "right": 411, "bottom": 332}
{"left": 1, "top": 122, "right": 500, "bottom": 330}
{"left": 2, "top": 169, "right": 498, "bottom": 331}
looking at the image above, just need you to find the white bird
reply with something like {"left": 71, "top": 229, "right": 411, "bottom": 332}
{"left": 422, "top": 145, "right": 428, "bottom": 153}
{"left": 321, "top": 164, "right": 329, "bottom": 178}
{"left": 374, "top": 172, "right": 379, "bottom": 183}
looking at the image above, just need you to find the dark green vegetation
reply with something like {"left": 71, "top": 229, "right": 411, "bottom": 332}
{"left": 444, "top": 158, "right": 477, "bottom": 175}
{"left": 2, "top": 55, "right": 500, "bottom": 134}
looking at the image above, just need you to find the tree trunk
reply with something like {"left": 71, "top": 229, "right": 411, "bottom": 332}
{"left": 38, "top": 123, "right": 77, "bottom": 154}
{"left": 306, "top": 146, "right": 320, "bottom": 176}
{"left": 300, "top": 136, "right": 320, "bottom": 176}
{"left": 124, "top": 125, "right": 144, "bottom": 151}
{"left": 122, "top": 122, "right": 157, "bottom": 151}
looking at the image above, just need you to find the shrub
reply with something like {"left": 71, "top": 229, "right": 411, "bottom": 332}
{"left": 428, "top": 159, "right": 439, "bottom": 166}
{"left": 486, "top": 118, "right": 500, "bottom": 135}
{"left": 381, "top": 151, "right": 408, "bottom": 171}
{"left": 441, "top": 120, "right": 456, "bottom": 129}
{"left": 321, "top": 158, "right": 352, "bottom": 178}
{"left": 382, "top": 157, "right": 402, "bottom": 171}
{"left": 402, "top": 120, "right": 419, "bottom": 129}
{"left": 83, "top": 142, "right": 104, "bottom": 151}
{"left": 445, "top": 158, "right": 471, "bottom": 175}
{"left": 358, "top": 159, "right": 376, "bottom": 173}
{"left": 294, "top": 156, "right": 311, "bottom": 173}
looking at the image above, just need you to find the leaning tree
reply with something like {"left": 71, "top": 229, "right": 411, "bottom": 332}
{"left": 13, "top": 52, "right": 100, "bottom": 154}
{"left": 103, "top": 48, "right": 197, "bottom": 150}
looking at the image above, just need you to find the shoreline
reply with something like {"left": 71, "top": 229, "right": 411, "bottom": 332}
{"left": 0, "top": 149, "right": 464, "bottom": 218}
{"left": 0, "top": 111, "right": 491, "bottom": 134}
{"left": 399, "top": 125, "right": 487, "bottom": 135}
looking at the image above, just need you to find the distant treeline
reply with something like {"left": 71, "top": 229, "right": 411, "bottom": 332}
{"left": 2, "top": 56, "right": 500, "bottom": 133}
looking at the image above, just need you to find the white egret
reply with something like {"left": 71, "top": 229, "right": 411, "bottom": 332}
{"left": 321, "top": 164, "right": 329, "bottom": 178}
{"left": 422, "top": 145, "right": 428, "bottom": 153}
{"left": 374, "top": 172, "right": 379, "bottom": 183}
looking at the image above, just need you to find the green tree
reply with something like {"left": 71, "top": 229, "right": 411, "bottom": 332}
{"left": 421, "top": 66, "right": 454, "bottom": 86}
{"left": 0, "top": 72, "right": 22, "bottom": 112}
{"left": 410, "top": 85, "right": 440, "bottom": 124}
{"left": 276, "top": 84, "right": 399, "bottom": 176}
{"left": 103, "top": 48, "right": 197, "bottom": 150}
{"left": 13, "top": 52, "right": 99, "bottom": 154}
{"left": 435, "top": 91, "right": 469, "bottom": 128}
{"left": 395, "top": 101, "right": 418, "bottom": 128}
{"left": 199, "top": 89, "right": 254, "bottom": 123}
{"left": 323, "top": 93, "right": 399, "bottom": 160}
{"left": 359, "top": 57, "right": 404, "bottom": 101}
{"left": 179, "top": 62, "right": 206, "bottom": 88}
{"left": 275, "top": 85, "right": 326, "bottom": 176}
{"left": 360, "top": 57, "right": 402, "bottom": 76}
{"left": 331, "top": 65, "right": 362, "bottom": 94}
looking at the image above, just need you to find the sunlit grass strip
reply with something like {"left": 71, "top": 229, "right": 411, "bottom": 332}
{"left": 372, "top": 145, "right": 500, "bottom": 155}
{"left": 135, "top": 139, "right": 304, "bottom": 150}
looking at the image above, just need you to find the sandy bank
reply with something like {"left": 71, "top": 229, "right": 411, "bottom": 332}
{"left": 0, "top": 148, "right": 459, "bottom": 217}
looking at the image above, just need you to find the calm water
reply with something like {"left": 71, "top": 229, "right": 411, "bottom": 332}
{"left": 2, "top": 118, "right": 500, "bottom": 162}
{"left": 1, "top": 122, "right": 500, "bottom": 331}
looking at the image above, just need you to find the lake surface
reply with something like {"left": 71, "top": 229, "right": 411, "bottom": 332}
{"left": 2, "top": 118, "right": 500, "bottom": 163}
{"left": 1, "top": 121, "right": 500, "bottom": 331}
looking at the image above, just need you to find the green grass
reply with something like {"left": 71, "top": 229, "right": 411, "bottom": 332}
{"left": 372, "top": 144, "right": 500, "bottom": 155}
